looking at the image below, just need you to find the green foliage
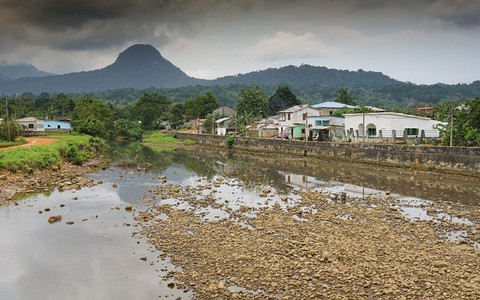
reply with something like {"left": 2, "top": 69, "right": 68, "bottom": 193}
{"left": 334, "top": 87, "right": 358, "bottom": 105}
{"left": 0, "top": 135, "right": 100, "bottom": 171}
{"left": 268, "top": 86, "right": 301, "bottom": 116}
{"left": 183, "top": 139, "right": 196, "bottom": 145}
{"left": 0, "top": 117, "right": 23, "bottom": 142}
{"left": 167, "top": 102, "right": 186, "bottom": 129}
{"left": 0, "top": 138, "right": 26, "bottom": 148}
{"left": 184, "top": 91, "right": 219, "bottom": 120}
{"left": 226, "top": 136, "right": 235, "bottom": 148}
{"left": 115, "top": 119, "right": 143, "bottom": 139}
{"left": 72, "top": 95, "right": 115, "bottom": 139}
{"left": 236, "top": 84, "right": 268, "bottom": 119}
{"left": 142, "top": 132, "right": 179, "bottom": 144}
{"left": 132, "top": 92, "right": 171, "bottom": 130}
{"left": 439, "top": 97, "right": 480, "bottom": 146}
{"left": 332, "top": 106, "right": 374, "bottom": 117}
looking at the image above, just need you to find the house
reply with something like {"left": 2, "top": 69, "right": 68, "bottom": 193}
{"left": 311, "top": 101, "right": 357, "bottom": 116}
{"left": 344, "top": 112, "right": 446, "bottom": 140}
{"left": 17, "top": 117, "right": 45, "bottom": 133}
{"left": 247, "top": 116, "right": 279, "bottom": 138}
{"left": 44, "top": 120, "right": 71, "bottom": 131}
{"left": 215, "top": 117, "right": 235, "bottom": 135}
{"left": 212, "top": 106, "right": 237, "bottom": 118}
{"left": 277, "top": 105, "right": 320, "bottom": 137}
{"left": 306, "top": 116, "right": 345, "bottom": 141}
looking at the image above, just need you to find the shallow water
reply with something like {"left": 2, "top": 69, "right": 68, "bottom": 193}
{"left": 1, "top": 142, "right": 479, "bottom": 299}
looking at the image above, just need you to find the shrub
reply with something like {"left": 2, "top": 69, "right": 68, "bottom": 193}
{"left": 115, "top": 119, "right": 143, "bottom": 139}
{"left": 226, "top": 136, "right": 235, "bottom": 148}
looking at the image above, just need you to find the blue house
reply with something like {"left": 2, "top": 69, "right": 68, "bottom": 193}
{"left": 44, "top": 120, "right": 71, "bottom": 131}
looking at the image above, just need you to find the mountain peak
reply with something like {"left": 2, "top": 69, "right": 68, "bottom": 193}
{"left": 113, "top": 44, "right": 165, "bottom": 67}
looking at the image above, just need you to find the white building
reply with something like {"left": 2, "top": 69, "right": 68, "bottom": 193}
{"left": 344, "top": 112, "right": 446, "bottom": 139}
{"left": 215, "top": 117, "right": 235, "bottom": 135}
{"left": 277, "top": 105, "right": 320, "bottom": 135}
{"left": 17, "top": 117, "right": 45, "bottom": 133}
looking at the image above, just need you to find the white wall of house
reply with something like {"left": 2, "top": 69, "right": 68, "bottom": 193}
{"left": 17, "top": 117, "right": 45, "bottom": 132}
{"left": 344, "top": 112, "right": 446, "bottom": 138}
{"left": 278, "top": 105, "right": 320, "bottom": 134}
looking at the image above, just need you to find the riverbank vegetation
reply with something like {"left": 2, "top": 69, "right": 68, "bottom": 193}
{"left": 0, "top": 84, "right": 478, "bottom": 146}
{"left": 0, "top": 135, "right": 103, "bottom": 172}
{"left": 142, "top": 132, "right": 195, "bottom": 146}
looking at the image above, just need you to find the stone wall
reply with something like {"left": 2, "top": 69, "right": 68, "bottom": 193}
{"left": 176, "top": 132, "right": 480, "bottom": 175}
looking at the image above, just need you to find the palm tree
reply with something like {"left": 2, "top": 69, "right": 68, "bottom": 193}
{"left": 335, "top": 88, "right": 357, "bottom": 106}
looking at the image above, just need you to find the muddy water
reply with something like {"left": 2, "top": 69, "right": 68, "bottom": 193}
{"left": 0, "top": 142, "right": 479, "bottom": 300}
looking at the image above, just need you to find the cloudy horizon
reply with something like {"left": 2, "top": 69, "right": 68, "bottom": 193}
{"left": 1, "top": 0, "right": 479, "bottom": 85}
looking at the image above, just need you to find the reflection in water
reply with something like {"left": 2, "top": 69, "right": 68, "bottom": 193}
{"left": 1, "top": 142, "right": 479, "bottom": 300}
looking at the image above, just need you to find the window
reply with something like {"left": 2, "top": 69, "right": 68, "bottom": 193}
{"left": 329, "top": 111, "right": 333, "bottom": 115}
{"left": 367, "top": 128, "right": 376, "bottom": 136}
{"left": 288, "top": 113, "right": 291, "bottom": 121}
{"left": 322, "top": 120, "right": 330, "bottom": 126}
{"left": 315, "top": 121, "right": 321, "bottom": 126}
{"left": 405, "top": 128, "right": 419, "bottom": 136}
{"left": 57, "top": 125, "right": 61, "bottom": 129}
{"left": 301, "top": 129, "right": 305, "bottom": 133}
{"left": 28, "top": 124, "right": 34, "bottom": 129}
{"left": 303, "top": 113, "right": 307, "bottom": 120}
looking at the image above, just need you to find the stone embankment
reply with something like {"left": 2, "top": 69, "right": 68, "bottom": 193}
{"left": 176, "top": 133, "right": 480, "bottom": 176}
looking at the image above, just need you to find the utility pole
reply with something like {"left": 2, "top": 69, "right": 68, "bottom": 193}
{"left": 362, "top": 112, "right": 365, "bottom": 143}
{"left": 6, "top": 96, "right": 10, "bottom": 142}
{"left": 450, "top": 107, "right": 454, "bottom": 147}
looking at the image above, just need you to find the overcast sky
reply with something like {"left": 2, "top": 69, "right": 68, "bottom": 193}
{"left": 1, "top": 0, "right": 479, "bottom": 84}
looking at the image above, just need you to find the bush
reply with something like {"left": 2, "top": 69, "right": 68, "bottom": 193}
{"left": 115, "top": 119, "right": 143, "bottom": 139}
{"left": 226, "top": 136, "right": 235, "bottom": 148}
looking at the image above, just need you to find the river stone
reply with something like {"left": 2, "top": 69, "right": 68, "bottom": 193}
{"left": 167, "top": 282, "right": 175, "bottom": 289}
{"left": 66, "top": 221, "right": 74, "bottom": 225}
{"left": 432, "top": 260, "right": 449, "bottom": 268}
{"left": 125, "top": 204, "right": 133, "bottom": 211}
{"left": 0, "top": 175, "right": 7, "bottom": 180}
{"left": 48, "top": 215, "right": 62, "bottom": 223}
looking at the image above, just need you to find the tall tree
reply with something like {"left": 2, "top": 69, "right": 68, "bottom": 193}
{"left": 167, "top": 102, "right": 186, "bottom": 129}
{"left": 334, "top": 87, "right": 358, "bottom": 106}
{"left": 72, "top": 95, "right": 115, "bottom": 139}
{"left": 268, "top": 86, "right": 301, "bottom": 116}
{"left": 236, "top": 84, "right": 268, "bottom": 119}
{"left": 131, "top": 92, "right": 170, "bottom": 130}
{"left": 440, "top": 97, "right": 480, "bottom": 146}
{"left": 184, "top": 91, "right": 219, "bottom": 120}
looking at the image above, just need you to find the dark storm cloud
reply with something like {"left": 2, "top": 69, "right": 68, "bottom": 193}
{"left": 427, "top": 0, "right": 480, "bottom": 28}
{"left": 0, "top": 0, "right": 265, "bottom": 51}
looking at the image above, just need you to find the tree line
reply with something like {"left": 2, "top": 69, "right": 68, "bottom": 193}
{"left": 1, "top": 85, "right": 479, "bottom": 146}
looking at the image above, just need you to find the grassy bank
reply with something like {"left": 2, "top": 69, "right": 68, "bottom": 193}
{"left": 0, "top": 135, "right": 103, "bottom": 172}
{"left": 143, "top": 132, "right": 195, "bottom": 146}
{"left": 0, "top": 138, "right": 26, "bottom": 148}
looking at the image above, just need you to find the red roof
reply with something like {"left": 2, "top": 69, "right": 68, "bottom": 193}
{"left": 416, "top": 107, "right": 435, "bottom": 111}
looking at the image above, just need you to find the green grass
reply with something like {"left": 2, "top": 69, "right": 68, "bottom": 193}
{"left": 143, "top": 132, "right": 179, "bottom": 144}
{"left": 0, "top": 138, "right": 26, "bottom": 148}
{"left": 183, "top": 139, "right": 196, "bottom": 145}
{"left": 0, "top": 135, "right": 103, "bottom": 172}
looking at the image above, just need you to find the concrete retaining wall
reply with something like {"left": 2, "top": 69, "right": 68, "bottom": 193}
{"left": 177, "top": 133, "right": 480, "bottom": 175}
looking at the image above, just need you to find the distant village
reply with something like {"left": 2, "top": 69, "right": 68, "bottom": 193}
{"left": 184, "top": 101, "right": 446, "bottom": 144}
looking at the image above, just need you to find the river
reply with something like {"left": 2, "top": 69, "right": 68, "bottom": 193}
{"left": 1, "top": 142, "right": 479, "bottom": 299}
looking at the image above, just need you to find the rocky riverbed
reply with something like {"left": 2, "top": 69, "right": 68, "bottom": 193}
{"left": 0, "top": 158, "right": 103, "bottom": 205}
{"left": 135, "top": 176, "right": 480, "bottom": 299}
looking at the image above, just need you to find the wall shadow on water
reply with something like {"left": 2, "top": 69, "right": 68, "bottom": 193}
{"left": 105, "top": 142, "right": 480, "bottom": 206}
{"left": 175, "top": 147, "right": 480, "bottom": 206}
